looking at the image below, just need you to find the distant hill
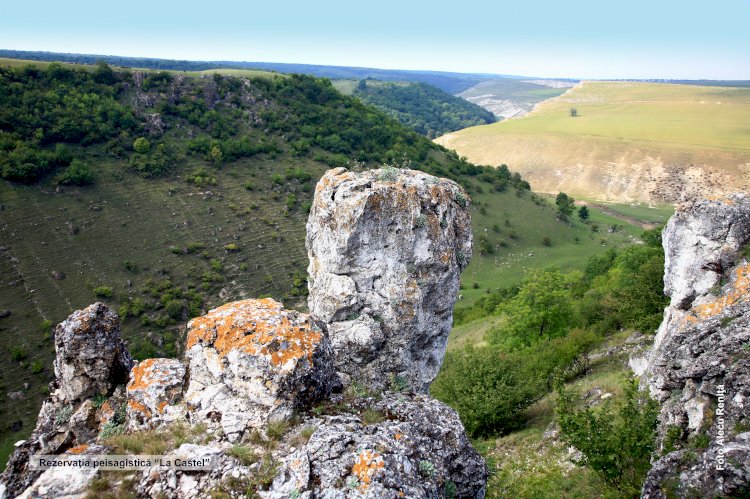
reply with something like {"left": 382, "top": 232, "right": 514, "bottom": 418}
{"left": 458, "top": 78, "right": 578, "bottom": 119}
{"left": 0, "top": 49, "right": 511, "bottom": 94}
{"left": 436, "top": 80, "right": 750, "bottom": 204}
{"left": 334, "top": 79, "right": 496, "bottom": 138}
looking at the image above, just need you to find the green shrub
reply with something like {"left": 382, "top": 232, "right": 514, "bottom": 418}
{"left": 432, "top": 345, "right": 542, "bottom": 437}
{"left": 164, "top": 299, "right": 184, "bottom": 320}
{"left": 133, "top": 137, "right": 151, "bottom": 154}
{"left": 30, "top": 359, "right": 44, "bottom": 374}
{"left": 556, "top": 377, "right": 658, "bottom": 496}
{"left": 93, "top": 286, "right": 113, "bottom": 298}
{"left": 56, "top": 159, "right": 94, "bottom": 185}
{"left": 488, "top": 269, "right": 574, "bottom": 348}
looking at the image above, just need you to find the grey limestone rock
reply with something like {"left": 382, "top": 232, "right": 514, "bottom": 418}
{"left": 640, "top": 195, "right": 750, "bottom": 497}
{"left": 306, "top": 167, "right": 472, "bottom": 393}
{"left": 1, "top": 303, "right": 133, "bottom": 498}
{"left": 54, "top": 302, "right": 133, "bottom": 405}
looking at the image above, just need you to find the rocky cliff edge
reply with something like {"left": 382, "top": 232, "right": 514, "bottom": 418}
{"left": 636, "top": 195, "right": 750, "bottom": 497}
{"left": 0, "top": 168, "right": 486, "bottom": 498}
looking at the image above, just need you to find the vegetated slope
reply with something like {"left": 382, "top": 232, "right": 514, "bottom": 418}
{"left": 333, "top": 79, "right": 496, "bottom": 138}
{"left": 458, "top": 78, "right": 576, "bottom": 119}
{"left": 436, "top": 81, "right": 750, "bottom": 204}
{"left": 439, "top": 226, "right": 669, "bottom": 496}
{"left": 0, "top": 59, "right": 628, "bottom": 465}
{"left": 0, "top": 49, "right": 501, "bottom": 94}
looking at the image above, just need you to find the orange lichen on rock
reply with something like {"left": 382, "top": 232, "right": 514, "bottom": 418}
{"left": 352, "top": 449, "right": 385, "bottom": 490}
{"left": 685, "top": 263, "right": 750, "bottom": 323}
{"left": 157, "top": 401, "right": 168, "bottom": 414}
{"left": 67, "top": 444, "right": 89, "bottom": 455}
{"left": 186, "top": 299, "right": 322, "bottom": 369}
{"left": 128, "top": 358, "right": 178, "bottom": 392}
{"left": 99, "top": 400, "right": 114, "bottom": 422}
{"left": 127, "top": 399, "right": 152, "bottom": 418}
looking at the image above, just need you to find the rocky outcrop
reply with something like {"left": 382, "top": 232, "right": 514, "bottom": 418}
{"left": 0, "top": 303, "right": 132, "bottom": 498}
{"left": 639, "top": 195, "right": 750, "bottom": 497}
{"left": 306, "top": 167, "right": 472, "bottom": 393}
{"left": 126, "top": 358, "right": 186, "bottom": 430}
{"left": 184, "top": 298, "right": 338, "bottom": 442}
{"left": 16, "top": 444, "right": 107, "bottom": 499}
{"left": 265, "top": 393, "right": 487, "bottom": 498}
{"left": 53, "top": 302, "right": 133, "bottom": 405}
{"left": 1, "top": 168, "right": 485, "bottom": 499}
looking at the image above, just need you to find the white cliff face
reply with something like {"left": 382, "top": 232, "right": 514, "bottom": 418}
{"left": 640, "top": 195, "right": 750, "bottom": 497}
{"left": 306, "top": 167, "right": 472, "bottom": 393}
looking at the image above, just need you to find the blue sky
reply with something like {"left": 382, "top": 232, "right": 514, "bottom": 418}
{"left": 2, "top": 0, "right": 749, "bottom": 79}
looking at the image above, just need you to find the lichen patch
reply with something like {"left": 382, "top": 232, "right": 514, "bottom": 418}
{"left": 685, "top": 263, "right": 750, "bottom": 323}
{"left": 352, "top": 449, "right": 385, "bottom": 490}
{"left": 186, "top": 299, "right": 322, "bottom": 369}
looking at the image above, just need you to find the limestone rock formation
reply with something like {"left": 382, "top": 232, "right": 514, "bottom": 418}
{"left": 126, "top": 358, "right": 186, "bottom": 430}
{"left": 16, "top": 444, "right": 107, "bottom": 499}
{"left": 53, "top": 302, "right": 133, "bottom": 404}
{"left": 0, "top": 303, "right": 132, "bottom": 498}
{"left": 639, "top": 195, "right": 750, "bottom": 497}
{"left": 306, "top": 167, "right": 472, "bottom": 393}
{"left": 264, "top": 393, "right": 487, "bottom": 498}
{"left": 1, "top": 168, "right": 486, "bottom": 499}
{"left": 184, "top": 298, "right": 338, "bottom": 441}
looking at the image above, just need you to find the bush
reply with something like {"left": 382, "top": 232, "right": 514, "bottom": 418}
{"left": 164, "top": 299, "right": 184, "bottom": 320}
{"left": 11, "top": 347, "right": 27, "bottom": 361}
{"left": 94, "top": 286, "right": 113, "bottom": 298}
{"left": 431, "top": 345, "right": 542, "bottom": 437}
{"left": 556, "top": 377, "right": 658, "bottom": 496}
{"left": 489, "top": 269, "right": 575, "bottom": 348}
{"left": 133, "top": 137, "right": 151, "bottom": 154}
{"left": 56, "top": 159, "right": 94, "bottom": 185}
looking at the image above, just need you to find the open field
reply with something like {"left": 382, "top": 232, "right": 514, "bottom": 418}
{"left": 437, "top": 81, "right": 750, "bottom": 204}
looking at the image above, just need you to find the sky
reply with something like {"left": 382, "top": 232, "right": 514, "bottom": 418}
{"left": 1, "top": 0, "right": 749, "bottom": 79}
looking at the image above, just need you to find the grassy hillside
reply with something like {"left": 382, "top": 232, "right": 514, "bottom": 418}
{"left": 333, "top": 79, "right": 496, "bottom": 138}
{"left": 436, "top": 81, "right": 750, "bottom": 204}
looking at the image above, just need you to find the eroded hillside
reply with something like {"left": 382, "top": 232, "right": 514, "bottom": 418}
{"left": 437, "top": 81, "right": 750, "bottom": 204}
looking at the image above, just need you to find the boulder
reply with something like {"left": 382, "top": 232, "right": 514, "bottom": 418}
{"left": 306, "top": 167, "right": 472, "bottom": 392}
{"left": 640, "top": 195, "right": 750, "bottom": 497}
{"left": 54, "top": 302, "right": 133, "bottom": 404}
{"left": 263, "top": 392, "right": 487, "bottom": 498}
{"left": 126, "top": 358, "right": 187, "bottom": 430}
{"left": 184, "top": 298, "right": 337, "bottom": 441}
{"left": 1, "top": 303, "right": 133, "bottom": 497}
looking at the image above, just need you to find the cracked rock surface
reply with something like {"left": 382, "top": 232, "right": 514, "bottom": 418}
{"left": 639, "top": 195, "right": 750, "bottom": 497}
{"left": 306, "top": 167, "right": 472, "bottom": 393}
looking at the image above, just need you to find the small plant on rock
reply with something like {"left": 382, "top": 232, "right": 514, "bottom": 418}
{"left": 419, "top": 459, "right": 436, "bottom": 478}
